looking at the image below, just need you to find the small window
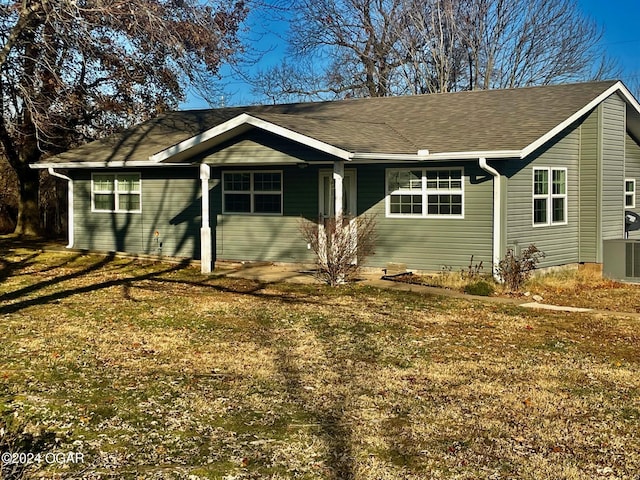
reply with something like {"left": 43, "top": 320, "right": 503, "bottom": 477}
{"left": 92, "top": 173, "right": 141, "bottom": 213}
{"left": 625, "top": 179, "right": 636, "bottom": 208}
{"left": 533, "top": 167, "right": 566, "bottom": 226}
{"left": 223, "top": 171, "right": 282, "bottom": 215}
{"left": 387, "top": 168, "right": 464, "bottom": 218}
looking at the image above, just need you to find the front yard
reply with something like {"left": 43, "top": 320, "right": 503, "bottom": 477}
{"left": 0, "top": 242, "right": 639, "bottom": 479}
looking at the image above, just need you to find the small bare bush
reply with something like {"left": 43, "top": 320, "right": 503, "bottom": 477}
{"left": 497, "top": 244, "right": 545, "bottom": 291}
{"left": 300, "top": 214, "right": 376, "bottom": 286}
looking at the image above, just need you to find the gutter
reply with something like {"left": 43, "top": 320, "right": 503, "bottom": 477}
{"left": 478, "top": 158, "right": 502, "bottom": 281}
{"left": 350, "top": 149, "right": 521, "bottom": 162}
{"left": 47, "top": 168, "right": 74, "bottom": 248}
{"left": 33, "top": 162, "right": 193, "bottom": 169}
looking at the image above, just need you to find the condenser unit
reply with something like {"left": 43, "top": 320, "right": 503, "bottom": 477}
{"left": 603, "top": 239, "right": 640, "bottom": 282}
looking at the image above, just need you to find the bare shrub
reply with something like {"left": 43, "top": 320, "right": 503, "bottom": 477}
{"left": 300, "top": 214, "right": 376, "bottom": 286}
{"left": 497, "top": 244, "right": 545, "bottom": 291}
{"left": 460, "top": 255, "right": 484, "bottom": 280}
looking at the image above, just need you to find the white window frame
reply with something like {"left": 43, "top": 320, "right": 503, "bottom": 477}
{"left": 625, "top": 178, "right": 636, "bottom": 208}
{"left": 91, "top": 173, "right": 142, "bottom": 213}
{"left": 532, "top": 167, "right": 567, "bottom": 227}
{"left": 222, "top": 170, "right": 283, "bottom": 215}
{"left": 385, "top": 167, "right": 465, "bottom": 219}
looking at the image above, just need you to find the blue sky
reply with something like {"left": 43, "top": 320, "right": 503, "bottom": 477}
{"left": 578, "top": 0, "right": 640, "bottom": 82}
{"left": 182, "top": 0, "right": 640, "bottom": 109}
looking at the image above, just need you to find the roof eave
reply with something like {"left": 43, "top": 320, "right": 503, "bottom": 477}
{"left": 520, "top": 80, "right": 636, "bottom": 158}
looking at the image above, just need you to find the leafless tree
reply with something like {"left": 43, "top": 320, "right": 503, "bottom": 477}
{"left": 255, "top": 0, "right": 412, "bottom": 99}
{"left": 456, "top": 0, "right": 618, "bottom": 90}
{"left": 254, "top": 0, "right": 618, "bottom": 102}
{"left": 0, "top": 0, "right": 248, "bottom": 236}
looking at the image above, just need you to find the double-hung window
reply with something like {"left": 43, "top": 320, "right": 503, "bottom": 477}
{"left": 387, "top": 168, "right": 464, "bottom": 218}
{"left": 625, "top": 179, "right": 636, "bottom": 208}
{"left": 92, "top": 173, "right": 141, "bottom": 213}
{"left": 223, "top": 171, "right": 282, "bottom": 214}
{"left": 533, "top": 167, "right": 566, "bottom": 226}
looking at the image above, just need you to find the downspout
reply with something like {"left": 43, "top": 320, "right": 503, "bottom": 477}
{"left": 47, "top": 168, "right": 73, "bottom": 248}
{"left": 200, "top": 164, "right": 212, "bottom": 274}
{"left": 478, "top": 158, "right": 501, "bottom": 281}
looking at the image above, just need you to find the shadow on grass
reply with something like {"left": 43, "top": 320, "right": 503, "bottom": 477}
{"left": 0, "top": 240, "right": 324, "bottom": 317}
{"left": 0, "top": 243, "right": 377, "bottom": 478}
{"left": 0, "top": 255, "right": 195, "bottom": 316}
{"left": 246, "top": 315, "right": 393, "bottom": 479}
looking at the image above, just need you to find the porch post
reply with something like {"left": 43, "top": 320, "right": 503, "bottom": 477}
{"left": 333, "top": 160, "right": 344, "bottom": 218}
{"left": 200, "top": 163, "right": 212, "bottom": 274}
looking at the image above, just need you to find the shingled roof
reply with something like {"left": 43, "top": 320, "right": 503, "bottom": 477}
{"left": 36, "top": 80, "right": 640, "bottom": 167}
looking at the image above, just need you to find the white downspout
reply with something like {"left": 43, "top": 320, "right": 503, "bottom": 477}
{"left": 200, "top": 164, "right": 212, "bottom": 274}
{"left": 478, "top": 158, "right": 501, "bottom": 281}
{"left": 48, "top": 167, "right": 74, "bottom": 248}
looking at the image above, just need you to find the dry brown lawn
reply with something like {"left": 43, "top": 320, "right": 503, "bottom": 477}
{"left": 0, "top": 242, "right": 639, "bottom": 479}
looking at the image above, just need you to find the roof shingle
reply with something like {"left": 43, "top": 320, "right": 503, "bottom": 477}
{"left": 42, "top": 80, "right": 624, "bottom": 164}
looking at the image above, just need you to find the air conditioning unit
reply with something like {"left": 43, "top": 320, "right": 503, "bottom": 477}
{"left": 603, "top": 239, "right": 640, "bottom": 282}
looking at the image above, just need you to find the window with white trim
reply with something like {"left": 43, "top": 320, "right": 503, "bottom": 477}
{"left": 533, "top": 167, "right": 566, "bottom": 226}
{"left": 223, "top": 171, "right": 282, "bottom": 214}
{"left": 625, "top": 179, "right": 636, "bottom": 208}
{"left": 386, "top": 168, "right": 464, "bottom": 217}
{"left": 92, "top": 173, "right": 141, "bottom": 213}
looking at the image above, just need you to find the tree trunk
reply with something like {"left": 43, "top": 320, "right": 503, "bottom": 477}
{"left": 14, "top": 164, "right": 42, "bottom": 237}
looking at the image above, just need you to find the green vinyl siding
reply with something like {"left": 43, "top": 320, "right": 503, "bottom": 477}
{"left": 200, "top": 129, "right": 336, "bottom": 164}
{"left": 72, "top": 168, "right": 201, "bottom": 258}
{"left": 601, "top": 95, "right": 626, "bottom": 241}
{"left": 358, "top": 163, "right": 493, "bottom": 272}
{"left": 625, "top": 132, "right": 640, "bottom": 239}
{"left": 505, "top": 123, "right": 581, "bottom": 268}
{"left": 578, "top": 108, "right": 599, "bottom": 262}
{"left": 212, "top": 165, "right": 318, "bottom": 263}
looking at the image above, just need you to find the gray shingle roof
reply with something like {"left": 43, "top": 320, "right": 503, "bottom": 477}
{"left": 40, "top": 80, "right": 626, "bottom": 165}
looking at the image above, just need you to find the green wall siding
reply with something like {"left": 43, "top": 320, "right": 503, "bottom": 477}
{"left": 601, "top": 95, "right": 626, "bottom": 241}
{"left": 625, "top": 132, "right": 640, "bottom": 239}
{"left": 210, "top": 162, "right": 493, "bottom": 272}
{"left": 579, "top": 108, "right": 599, "bottom": 262}
{"left": 357, "top": 163, "right": 494, "bottom": 272}
{"left": 211, "top": 165, "right": 318, "bottom": 263}
{"left": 505, "top": 124, "right": 581, "bottom": 268}
{"left": 72, "top": 168, "right": 201, "bottom": 258}
{"left": 200, "top": 129, "right": 336, "bottom": 164}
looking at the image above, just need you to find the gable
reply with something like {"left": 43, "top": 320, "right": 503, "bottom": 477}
{"left": 195, "top": 129, "right": 339, "bottom": 165}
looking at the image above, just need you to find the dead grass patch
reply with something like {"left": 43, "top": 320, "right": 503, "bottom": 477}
{"left": 0, "top": 244, "right": 638, "bottom": 479}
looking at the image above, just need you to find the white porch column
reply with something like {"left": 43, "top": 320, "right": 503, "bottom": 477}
{"left": 200, "top": 163, "right": 212, "bottom": 274}
{"left": 333, "top": 160, "right": 344, "bottom": 218}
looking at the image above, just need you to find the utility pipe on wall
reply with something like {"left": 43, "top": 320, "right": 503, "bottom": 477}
{"left": 48, "top": 168, "right": 74, "bottom": 248}
{"left": 478, "top": 158, "right": 501, "bottom": 281}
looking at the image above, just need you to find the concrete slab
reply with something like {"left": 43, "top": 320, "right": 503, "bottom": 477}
{"left": 520, "top": 302, "right": 592, "bottom": 313}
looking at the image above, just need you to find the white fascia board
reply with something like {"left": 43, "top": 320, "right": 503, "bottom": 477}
{"left": 31, "top": 162, "right": 192, "bottom": 169}
{"left": 150, "top": 113, "right": 353, "bottom": 163}
{"left": 520, "top": 81, "right": 633, "bottom": 159}
{"left": 351, "top": 150, "right": 520, "bottom": 162}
